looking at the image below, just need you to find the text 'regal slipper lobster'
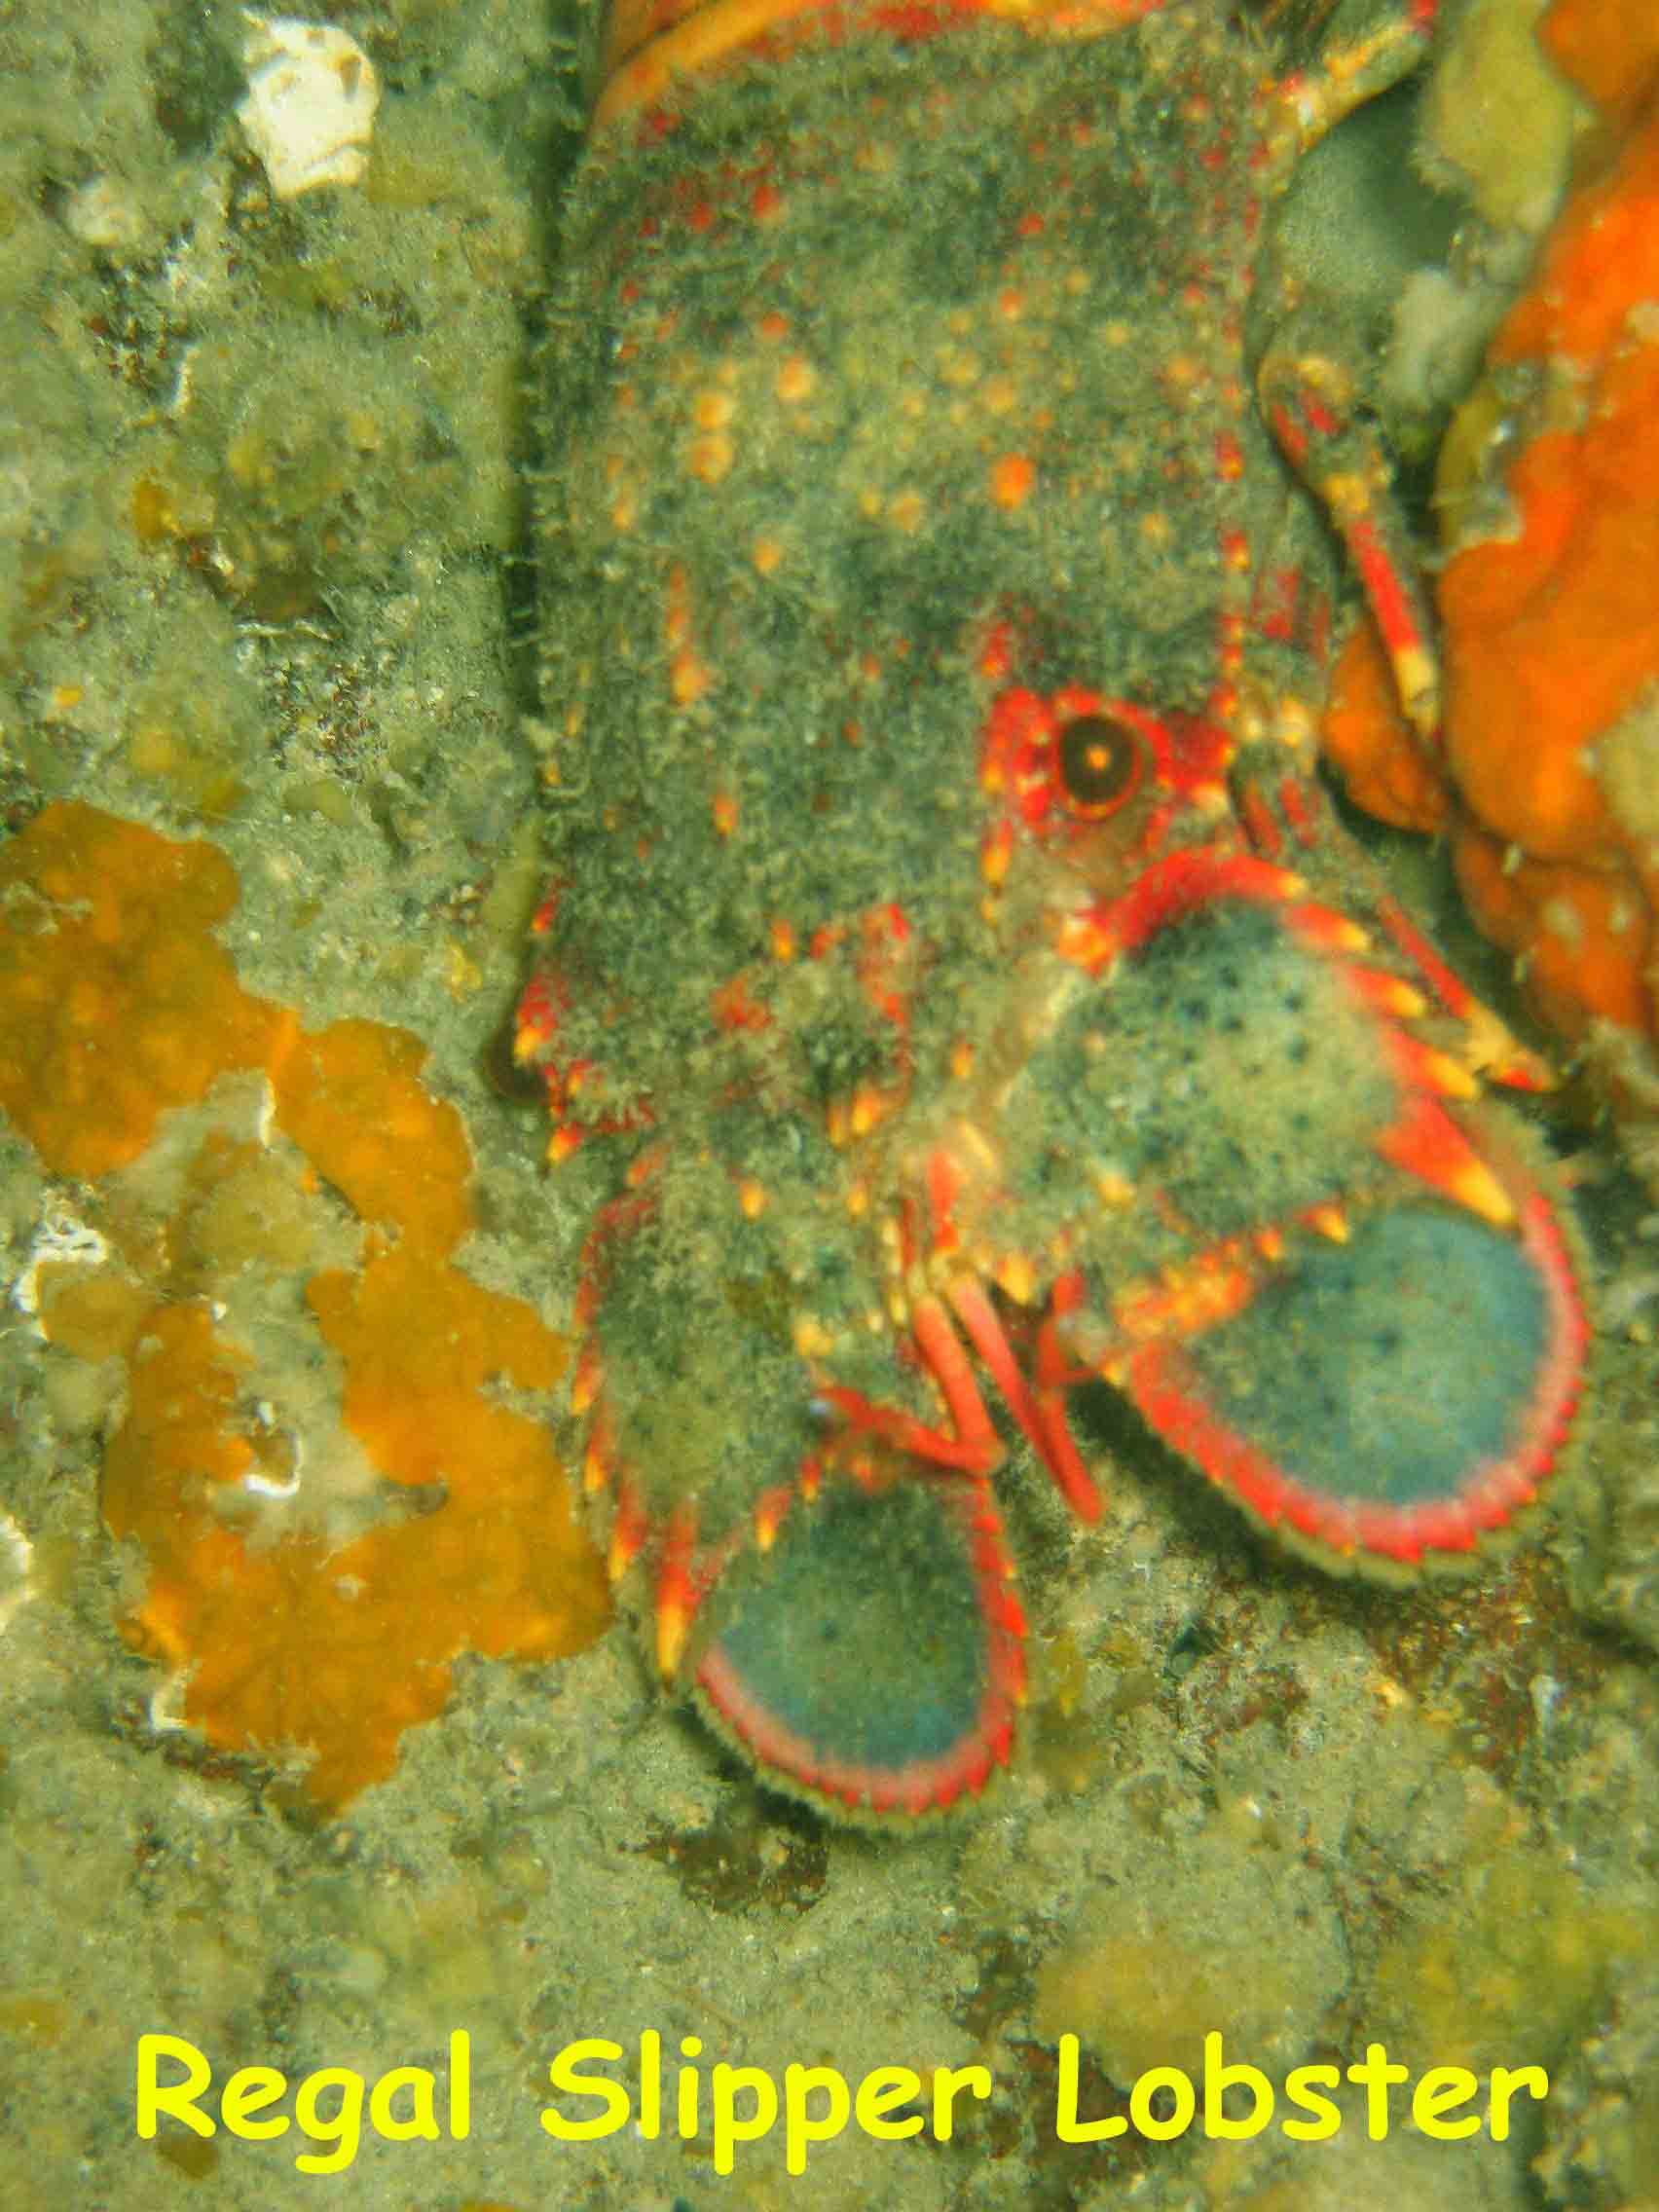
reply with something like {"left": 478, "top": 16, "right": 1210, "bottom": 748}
{"left": 520, "top": 0, "right": 1590, "bottom": 1820}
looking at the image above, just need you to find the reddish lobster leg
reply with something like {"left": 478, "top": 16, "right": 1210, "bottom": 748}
{"left": 1258, "top": 339, "right": 1440, "bottom": 745}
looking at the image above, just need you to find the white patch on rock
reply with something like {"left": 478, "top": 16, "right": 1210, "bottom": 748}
{"left": 237, "top": 16, "right": 380, "bottom": 201}
{"left": 11, "top": 1206, "right": 112, "bottom": 1329}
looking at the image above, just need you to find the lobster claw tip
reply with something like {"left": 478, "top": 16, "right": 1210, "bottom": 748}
{"left": 692, "top": 1465, "right": 1025, "bottom": 1823}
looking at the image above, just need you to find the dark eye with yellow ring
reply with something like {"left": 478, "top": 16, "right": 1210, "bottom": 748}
{"left": 1054, "top": 712, "right": 1143, "bottom": 820}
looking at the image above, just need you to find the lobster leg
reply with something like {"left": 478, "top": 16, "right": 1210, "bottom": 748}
{"left": 1258, "top": 330, "right": 1440, "bottom": 742}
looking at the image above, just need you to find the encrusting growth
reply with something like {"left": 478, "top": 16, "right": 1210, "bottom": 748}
{"left": 1, "top": 802, "right": 608, "bottom": 1809}
{"left": 1320, "top": 0, "right": 1659, "bottom": 1179}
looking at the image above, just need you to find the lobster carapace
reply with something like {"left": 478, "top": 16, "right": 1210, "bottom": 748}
{"left": 521, "top": 0, "right": 1589, "bottom": 1819}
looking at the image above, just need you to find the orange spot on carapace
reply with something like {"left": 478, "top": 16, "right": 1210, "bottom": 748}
{"left": 774, "top": 355, "right": 816, "bottom": 404}
{"left": 671, "top": 648, "right": 712, "bottom": 705}
{"left": 687, "top": 430, "right": 734, "bottom": 483}
{"left": 989, "top": 454, "right": 1036, "bottom": 510}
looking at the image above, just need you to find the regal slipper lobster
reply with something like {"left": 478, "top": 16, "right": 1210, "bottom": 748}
{"left": 518, "top": 0, "right": 1591, "bottom": 1820}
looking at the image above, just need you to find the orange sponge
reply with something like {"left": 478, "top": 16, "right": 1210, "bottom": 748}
{"left": 1540, "top": 0, "right": 1659, "bottom": 130}
{"left": 1319, "top": 33, "right": 1659, "bottom": 1071}
{"left": 0, "top": 802, "right": 279, "bottom": 1179}
{"left": 4, "top": 802, "right": 607, "bottom": 1809}
{"left": 104, "top": 1262, "right": 608, "bottom": 1811}
{"left": 270, "top": 1016, "right": 476, "bottom": 1258}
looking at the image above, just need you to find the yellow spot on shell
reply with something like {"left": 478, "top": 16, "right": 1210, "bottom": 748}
{"left": 793, "top": 1314, "right": 834, "bottom": 1358}
{"left": 848, "top": 1081, "right": 887, "bottom": 1136}
{"left": 656, "top": 1590, "right": 691, "bottom": 1679}
{"left": 608, "top": 1522, "right": 639, "bottom": 1585}
{"left": 687, "top": 432, "right": 733, "bottom": 483}
{"left": 672, "top": 648, "right": 712, "bottom": 705}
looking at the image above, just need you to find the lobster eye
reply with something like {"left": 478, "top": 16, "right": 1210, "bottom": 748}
{"left": 1055, "top": 712, "right": 1143, "bottom": 819}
